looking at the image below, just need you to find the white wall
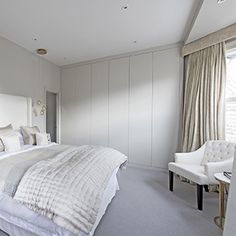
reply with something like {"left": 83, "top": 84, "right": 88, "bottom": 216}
{"left": 0, "top": 36, "right": 60, "bottom": 132}
{"left": 61, "top": 46, "right": 182, "bottom": 168}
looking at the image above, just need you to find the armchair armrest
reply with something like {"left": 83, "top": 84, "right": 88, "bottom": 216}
{"left": 175, "top": 144, "right": 205, "bottom": 165}
{"left": 204, "top": 158, "right": 234, "bottom": 184}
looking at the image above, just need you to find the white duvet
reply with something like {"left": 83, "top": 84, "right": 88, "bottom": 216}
{"left": 14, "top": 145, "right": 127, "bottom": 235}
{"left": 0, "top": 144, "right": 125, "bottom": 236}
{"left": 0, "top": 167, "right": 119, "bottom": 236}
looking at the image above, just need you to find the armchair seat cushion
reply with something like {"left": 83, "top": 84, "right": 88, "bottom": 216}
{"left": 168, "top": 162, "right": 209, "bottom": 185}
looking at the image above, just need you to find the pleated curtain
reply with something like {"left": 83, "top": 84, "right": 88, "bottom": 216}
{"left": 182, "top": 42, "right": 226, "bottom": 152}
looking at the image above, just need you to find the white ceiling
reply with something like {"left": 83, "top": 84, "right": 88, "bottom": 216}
{"left": 0, "top": 0, "right": 197, "bottom": 66}
{"left": 186, "top": 0, "right": 236, "bottom": 44}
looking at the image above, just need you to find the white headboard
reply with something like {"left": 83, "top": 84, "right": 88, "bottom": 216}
{"left": 0, "top": 93, "right": 32, "bottom": 129}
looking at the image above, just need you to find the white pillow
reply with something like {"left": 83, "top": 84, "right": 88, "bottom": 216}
{"left": 1, "top": 134, "right": 21, "bottom": 152}
{"left": 14, "top": 129, "right": 24, "bottom": 146}
{"left": 0, "top": 124, "right": 14, "bottom": 151}
{"left": 20, "top": 126, "right": 40, "bottom": 145}
{"left": 36, "top": 133, "right": 49, "bottom": 146}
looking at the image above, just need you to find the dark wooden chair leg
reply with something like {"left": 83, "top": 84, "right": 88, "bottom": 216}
{"left": 197, "top": 184, "right": 203, "bottom": 210}
{"left": 169, "top": 171, "right": 174, "bottom": 191}
{"left": 204, "top": 185, "right": 209, "bottom": 192}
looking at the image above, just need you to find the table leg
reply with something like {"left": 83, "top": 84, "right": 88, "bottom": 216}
{"left": 219, "top": 182, "right": 225, "bottom": 229}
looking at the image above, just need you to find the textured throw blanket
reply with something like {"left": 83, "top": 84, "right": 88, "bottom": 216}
{"left": 0, "top": 144, "right": 69, "bottom": 196}
{"left": 14, "top": 145, "right": 127, "bottom": 235}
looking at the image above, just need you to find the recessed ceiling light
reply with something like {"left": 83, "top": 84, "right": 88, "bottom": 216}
{"left": 121, "top": 5, "right": 128, "bottom": 11}
{"left": 217, "top": 0, "right": 227, "bottom": 4}
{"left": 36, "top": 48, "right": 47, "bottom": 55}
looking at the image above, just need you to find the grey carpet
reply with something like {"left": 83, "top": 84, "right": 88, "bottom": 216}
{"left": 0, "top": 166, "right": 222, "bottom": 236}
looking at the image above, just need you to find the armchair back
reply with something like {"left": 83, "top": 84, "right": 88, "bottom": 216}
{"left": 201, "top": 140, "right": 236, "bottom": 165}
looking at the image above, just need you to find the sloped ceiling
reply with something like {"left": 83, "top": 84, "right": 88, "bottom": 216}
{"left": 0, "top": 0, "right": 198, "bottom": 66}
{"left": 186, "top": 0, "right": 236, "bottom": 44}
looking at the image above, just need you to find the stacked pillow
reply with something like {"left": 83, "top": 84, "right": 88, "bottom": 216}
{"left": 0, "top": 124, "right": 50, "bottom": 153}
{"left": 35, "top": 132, "right": 50, "bottom": 146}
{"left": 1, "top": 134, "right": 21, "bottom": 152}
{"left": 21, "top": 126, "right": 50, "bottom": 146}
{"left": 20, "top": 126, "right": 40, "bottom": 145}
{"left": 0, "top": 124, "right": 21, "bottom": 152}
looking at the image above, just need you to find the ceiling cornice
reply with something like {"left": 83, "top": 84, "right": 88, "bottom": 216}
{"left": 61, "top": 42, "right": 182, "bottom": 69}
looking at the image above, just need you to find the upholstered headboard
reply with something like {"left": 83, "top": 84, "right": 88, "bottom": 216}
{"left": 0, "top": 93, "right": 32, "bottom": 129}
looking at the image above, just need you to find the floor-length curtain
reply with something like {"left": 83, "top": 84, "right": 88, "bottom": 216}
{"left": 182, "top": 42, "right": 226, "bottom": 152}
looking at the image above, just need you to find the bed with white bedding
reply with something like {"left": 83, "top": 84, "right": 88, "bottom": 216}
{"left": 0, "top": 144, "right": 127, "bottom": 236}
{"left": 0, "top": 93, "right": 127, "bottom": 236}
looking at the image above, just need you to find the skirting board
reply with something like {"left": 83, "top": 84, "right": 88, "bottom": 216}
{"left": 127, "top": 162, "right": 168, "bottom": 172}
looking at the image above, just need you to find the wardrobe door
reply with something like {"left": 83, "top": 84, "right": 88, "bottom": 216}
{"left": 109, "top": 58, "right": 129, "bottom": 156}
{"left": 75, "top": 65, "right": 91, "bottom": 145}
{"left": 152, "top": 48, "right": 181, "bottom": 168}
{"left": 61, "top": 68, "right": 77, "bottom": 145}
{"left": 129, "top": 53, "right": 152, "bottom": 166}
{"left": 91, "top": 61, "right": 109, "bottom": 146}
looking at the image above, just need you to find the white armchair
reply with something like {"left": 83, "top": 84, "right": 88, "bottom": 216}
{"left": 168, "top": 141, "right": 235, "bottom": 210}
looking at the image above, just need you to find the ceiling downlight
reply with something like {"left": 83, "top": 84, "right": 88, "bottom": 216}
{"left": 36, "top": 48, "right": 47, "bottom": 55}
{"left": 121, "top": 5, "right": 128, "bottom": 11}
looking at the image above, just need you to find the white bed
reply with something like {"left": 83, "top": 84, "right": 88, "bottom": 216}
{"left": 0, "top": 93, "right": 123, "bottom": 236}
{"left": 0, "top": 144, "right": 120, "bottom": 236}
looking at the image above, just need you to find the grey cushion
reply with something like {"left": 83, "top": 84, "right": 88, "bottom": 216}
{"left": 0, "top": 124, "right": 14, "bottom": 151}
{"left": 20, "top": 126, "right": 40, "bottom": 145}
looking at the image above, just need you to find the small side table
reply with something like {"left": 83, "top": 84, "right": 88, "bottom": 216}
{"left": 214, "top": 173, "right": 231, "bottom": 229}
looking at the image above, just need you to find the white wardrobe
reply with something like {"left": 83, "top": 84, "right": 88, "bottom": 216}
{"left": 61, "top": 46, "right": 182, "bottom": 168}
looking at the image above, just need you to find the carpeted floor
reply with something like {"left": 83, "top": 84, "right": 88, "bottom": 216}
{"left": 0, "top": 166, "right": 222, "bottom": 236}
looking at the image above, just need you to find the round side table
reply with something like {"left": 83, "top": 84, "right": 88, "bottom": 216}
{"left": 214, "top": 173, "right": 231, "bottom": 230}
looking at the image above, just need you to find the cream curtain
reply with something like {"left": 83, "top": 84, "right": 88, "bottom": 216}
{"left": 182, "top": 42, "right": 226, "bottom": 152}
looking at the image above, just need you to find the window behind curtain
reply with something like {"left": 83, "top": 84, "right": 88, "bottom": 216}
{"left": 226, "top": 50, "right": 236, "bottom": 143}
